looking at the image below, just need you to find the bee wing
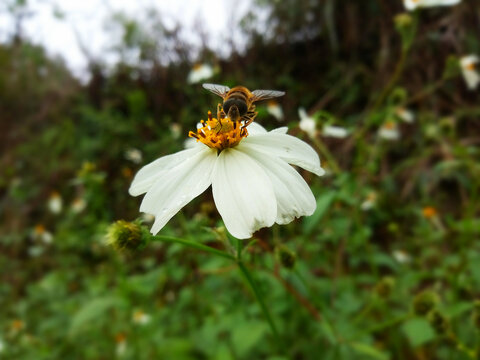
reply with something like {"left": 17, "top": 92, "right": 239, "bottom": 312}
{"left": 251, "top": 89, "right": 286, "bottom": 102}
{"left": 202, "top": 83, "right": 231, "bottom": 98}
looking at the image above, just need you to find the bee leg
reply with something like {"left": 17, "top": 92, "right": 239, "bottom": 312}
{"left": 241, "top": 112, "right": 258, "bottom": 130}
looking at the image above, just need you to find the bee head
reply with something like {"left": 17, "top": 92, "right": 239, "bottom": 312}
{"left": 223, "top": 98, "right": 248, "bottom": 117}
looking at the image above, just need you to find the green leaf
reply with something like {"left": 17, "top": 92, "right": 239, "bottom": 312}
{"left": 231, "top": 321, "right": 268, "bottom": 357}
{"left": 303, "top": 191, "right": 336, "bottom": 234}
{"left": 350, "top": 342, "right": 390, "bottom": 360}
{"left": 401, "top": 318, "right": 436, "bottom": 347}
{"left": 69, "top": 296, "right": 125, "bottom": 336}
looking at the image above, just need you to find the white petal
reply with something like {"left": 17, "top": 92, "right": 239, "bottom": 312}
{"left": 322, "top": 125, "right": 348, "bottom": 138}
{"left": 270, "top": 127, "right": 289, "bottom": 134}
{"left": 247, "top": 122, "right": 268, "bottom": 135}
{"left": 139, "top": 148, "right": 217, "bottom": 234}
{"left": 129, "top": 148, "right": 198, "bottom": 196}
{"left": 238, "top": 147, "right": 316, "bottom": 224}
{"left": 239, "top": 133, "right": 325, "bottom": 176}
{"left": 211, "top": 148, "right": 277, "bottom": 239}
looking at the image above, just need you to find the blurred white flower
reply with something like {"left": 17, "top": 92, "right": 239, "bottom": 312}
{"left": 129, "top": 111, "right": 324, "bottom": 239}
{"left": 187, "top": 63, "right": 214, "bottom": 84}
{"left": 361, "top": 192, "right": 377, "bottom": 211}
{"left": 170, "top": 123, "right": 182, "bottom": 139}
{"left": 267, "top": 101, "right": 284, "bottom": 121}
{"left": 0, "top": 338, "right": 4, "bottom": 353}
{"left": 132, "top": 310, "right": 151, "bottom": 325}
{"left": 47, "top": 192, "right": 62, "bottom": 214}
{"left": 71, "top": 197, "right": 87, "bottom": 213}
{"left": 404, "top": 0, "right": 461, "bottom": 11}
{"left": 378, "top": 121, "right": 400, "bottom": 141}
{"left": 395, "top": 107, "right": 415, "bottom": 123}
{"left": 392, "top": 249, "right": 412, "bottom": 264}
{"left": 298, "top": 107, "right": 317, "bottom": 138}
{"left": 322, "top": 125, "right": 349, "bottom": 139}
{"left": 115, "top": 333, "right": 127, "bottom": 356}
{"left": 460, "top": 55, "right": 480, "bottom": 90}
{"left": 32, "top": 224, "right": 53, "bottom": 244}
{"left": 125, "top": 148, "right": 143, "bottom": 164}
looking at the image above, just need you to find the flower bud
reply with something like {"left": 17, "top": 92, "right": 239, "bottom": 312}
{"left": 275, "top": 245, "right": 296, "bottom": 269}
{"left": 375, "top": 276, "right": 396, "bottom": 298}
{"left": 427, "top": 309, "right": 449, "bottom": 334}
{"left": 106, "top": 220, "right": 150, "bottom": 251}
{"left": 413, "top": 290, "right": 439, "bottom": 316}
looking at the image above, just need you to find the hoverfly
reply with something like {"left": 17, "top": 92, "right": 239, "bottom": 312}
{"left": 202, "top": 83, "right": 285, "bottom": 130}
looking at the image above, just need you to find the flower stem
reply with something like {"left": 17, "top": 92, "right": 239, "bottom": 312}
{"left": 236, "top": 241, "right": 281, "bottom": 343}
{"left": 152, "top": 235, "right": 235, "bottom": 260}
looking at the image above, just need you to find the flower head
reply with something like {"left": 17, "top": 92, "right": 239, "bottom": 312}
{"left": 125, "top": 148, "right": 143, "bottom": 164}
{"left": 422, "top": 206, "right": 437, "bottom": 219}
{"left": 47, "top": 191, "right": 62, "bottom": 214}
{"left": 129, "top": 106, "right": 325, "bottom": 239}
{"left": 132, "top": 309, "right": 151, "bottom": 325}
{"left": 395, "top": 107, "right": 415, "bottom": 123}
{"left": 460, "top": 55, "right": 480, "bottom": 90}
{"left": 298, "top": 108, "right": 317, "bottom": 139}
{"left": 378, "top": 121, "right": 400, "bottom": 141}
{"left": 187, "top": 63, "right": 214, "bottom": 84}
{"left": 32, "top": 224, "right": 53, "bottom": 244}
{"left": 322, "top": 125, "right": 349, "bottom": 139}
{"left": 404, "top": 0, "right": 461, "bottom": 11}
{"left": 267, "top": 101, "right": 284, "bottom": 121}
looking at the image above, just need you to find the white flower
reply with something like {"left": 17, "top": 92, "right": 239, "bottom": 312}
{"left": 404, "top": 0, "right": 461, "bottom": 11}
{"left": 71, "top": 197, "right": 87, "bottom": 213}
{"left": 395, "top": 107, "right": 415, "bottom": 123}
{"left": 460, "top": 55, "right": 480, "bottom": 90}
{"left": 361, "top": 192, "right": 377, "bottom": 211}
{"left": 129, "top": 112, "right": 325, "bottom": 239}
{"left": 115, "top": 334, "right": 127, "bottom": 356}
{"left": 267, "top": 101, "right": 284, "bottom": 121}
{"left": 378, "top": 121, "right": 400, "bottom": 141}
{"left": 187, "top": 63, "right": 214, "bottom": 84}
{"left": 0, "top": 338, "right": 4, "bottom": 353}
{"left": 125, "top": 148, "right": 143, "bottom": 164}
{"left": 32, "top": 224, "right": 53, "bottom": 244}
{"left": 298, "top": 107, "right": 317, "bottom": 138}
{"left": 322, "top": 125, "right": 349, "bottom": 139}
{"left": 132, "top": 310, "right": 151, "bottom": 325}
{"left": 47, "top": 192, "right": 62, "bottom": 214}
{"left": 392, "top": 250, "right": 412, "bottom": 264}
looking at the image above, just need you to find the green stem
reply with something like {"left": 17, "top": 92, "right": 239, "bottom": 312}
{"left": 236, "top": 241, "right": 280, "bottom": 343}
{"left": 312, "top": 137, "right": 341, "bottom": 174}
{"left": 152, "top": 235, "right": 235, "bottom": 261}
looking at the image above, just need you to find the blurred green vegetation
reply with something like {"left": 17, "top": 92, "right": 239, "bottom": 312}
{"left": 1, "top": 0, "right": 480, "bottom": 359}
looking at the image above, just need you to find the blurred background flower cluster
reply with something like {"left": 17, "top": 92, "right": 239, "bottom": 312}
{"left": 1, "top": 0, "right": 480, "bottom": 359}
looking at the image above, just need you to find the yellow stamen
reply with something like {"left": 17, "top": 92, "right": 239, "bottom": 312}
{"left": 189, "top": 105, "right": 249, "bottom": 150}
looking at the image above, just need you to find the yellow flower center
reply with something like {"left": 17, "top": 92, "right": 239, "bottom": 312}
{"left": 189, "top": 105, "right": 249, "bottom": 150}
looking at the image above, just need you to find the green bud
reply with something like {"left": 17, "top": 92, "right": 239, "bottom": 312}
{"left": 413, "top": 290, "right": 439, "bottom": 316}
{"left": 394, "top": 13, "right": 417, "bottom": 50}
{"left": 427, "top": 309, "right": 449, "bottom": 334}
{"left": 394, "top": 13, "right": 413, "bottom": 30}
{"left": 275, "top": 245, "right": 296, "bottom": 269}
{"left": 106, "top": 220, "right": 150, "bottom": 251}
{"left": 375, "top": 276, "right": 396, "bottom": 298}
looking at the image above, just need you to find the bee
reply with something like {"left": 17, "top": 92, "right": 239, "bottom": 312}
{"left": 202, "top": 83, "right": 285, "bottom": 130}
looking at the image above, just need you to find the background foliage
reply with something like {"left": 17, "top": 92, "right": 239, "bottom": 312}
{"left": 1, "top": 0, "right": 480, "bottom": 359}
